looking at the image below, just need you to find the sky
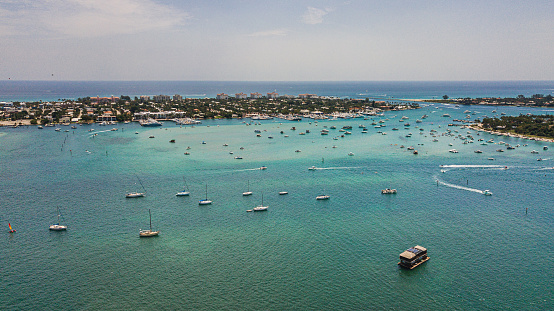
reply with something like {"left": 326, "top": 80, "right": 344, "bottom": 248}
{"left": 0, "top": 0, "right": 553, "bottom": 81}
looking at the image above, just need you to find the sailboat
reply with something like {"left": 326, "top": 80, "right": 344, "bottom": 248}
{"left": 252, "top": 193, "right": 268, "bottom": 212}
{"left": 176, "top": 178, "right": 190, "bottom": 196}
{"left": 8, "top": 223, "right": 16, "bottom": 233}
{"left": 242, "top": 180, "right": 253, "bottom": 196}
{"left": 126, "top": 175, "right": 146, "bottom": 198}
{"left": 316, "top": 187, "right": 330, "bottom": 200}
{"left": 49, "top": 207, "right": 67, "bottom": 231}
{"left": 199, "top": 184, "right": 213, "bottom": 205}
{"left": 139, "top": 209, "right": 159, "bottom": 237}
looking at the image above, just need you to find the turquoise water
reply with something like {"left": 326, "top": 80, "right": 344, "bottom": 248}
{"left": 1, "top": 103, "right": 553, "bottom": 310}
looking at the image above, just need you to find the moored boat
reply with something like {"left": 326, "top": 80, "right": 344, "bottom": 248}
{"left": 49, "top": 207, "right": 67, "bottom": 231}
{"left": 139, "top": 209, "right": 159, "bottom": 237}
{"left": 398, "top": 245, "right": 429, "bottom": 269}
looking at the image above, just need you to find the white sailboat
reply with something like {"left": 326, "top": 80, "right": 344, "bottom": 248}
{"left": 49, "top": 207, "right": 67, "bottom": 231}
{"left": 176, "top": 178, "right": 190, "bottom": 196}
{"left": 199, "top": 184, "right": 213, "bottom": 205}
{"left": 248, "top": 193, "right": 268, "bottom": 212}
{"left": 316, "top": 187, "right": 330, "bottom": 200}
{"left": 139, "top": 209, "right": 159, "bottom": 237}
{"left": 126, "top": 175, "right": 146, "bottom": 198}
{"left": 253, "top": 193, "right": 268, "bottom": 211}
{"left": 242, "top": 180, "right": 253, "bottom": 196}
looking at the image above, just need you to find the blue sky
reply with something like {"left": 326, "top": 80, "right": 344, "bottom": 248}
{"left": 1, "top": 0, "right": 552, "bottom": 81}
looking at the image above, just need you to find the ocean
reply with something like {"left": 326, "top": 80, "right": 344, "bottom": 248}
{"left": 1, "top": 81, "right": 554, "bottom": 310}
{"left": 0, "top": 80, "right": 553, "bottom": 102}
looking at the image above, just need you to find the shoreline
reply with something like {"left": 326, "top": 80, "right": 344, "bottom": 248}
{"left": 468, "top": 123, "right": 554, "bottom": 143}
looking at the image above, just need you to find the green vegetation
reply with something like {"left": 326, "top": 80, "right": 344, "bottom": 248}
{"left": 428, "top": 94, "right": 554, "bottom": 107}
{"left": 480, "top": 114, "right": 554, "bottom": 139}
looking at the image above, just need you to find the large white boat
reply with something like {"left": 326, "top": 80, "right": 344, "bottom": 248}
{"left": 139, "top": 118, "right": 162, "bottom": 127}
{"left": 49, "top": 207, "right": 67, "bottom": 231}
{"left": 139, "top": 209, "right": 159, "bottom": 237}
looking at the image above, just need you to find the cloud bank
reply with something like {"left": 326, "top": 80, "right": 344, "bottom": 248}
{"left": 0, "top": 0, "right": 190, "bottom": 37}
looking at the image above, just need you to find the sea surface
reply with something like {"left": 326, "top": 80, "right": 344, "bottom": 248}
{"left": 1, "top": 82, "right": 554, "bottom": 310}
{"left": 0, "top": 80, "right": 553, "bottom": 102}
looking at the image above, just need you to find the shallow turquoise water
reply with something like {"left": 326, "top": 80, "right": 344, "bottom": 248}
{"left": 1, "top": 104, "right": 553, "bottom": 310}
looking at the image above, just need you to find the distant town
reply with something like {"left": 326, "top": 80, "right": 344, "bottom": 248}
{"left": 0, "top": 91, "right": 420, "bottom": 126}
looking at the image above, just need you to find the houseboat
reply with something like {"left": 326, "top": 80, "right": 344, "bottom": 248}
{"left": 398, "top": 245, "right": 429, "bottom": 269}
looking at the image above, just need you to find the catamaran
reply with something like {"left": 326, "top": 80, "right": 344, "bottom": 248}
{"left": 139, "top": 209, "right": 159, "bottom": 237}
{"left": 49, "top": 207, "right": 67, "bottom": 231}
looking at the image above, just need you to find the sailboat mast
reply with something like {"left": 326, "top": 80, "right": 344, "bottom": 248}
{"left": 149, "top": 209, "right": 152, "bottom": 231}
{"left": 206, "top": 184, "right": 208, "bottom": 200}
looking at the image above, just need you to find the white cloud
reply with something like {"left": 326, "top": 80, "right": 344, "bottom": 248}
{"left": 248, "top": 29, "right": 288, "bottom": 37}
{"left": 0, "top": 0, "right": 190, "bottom": 37}
{"left": 302, "top": 7, "right": 332, "bottom": 25}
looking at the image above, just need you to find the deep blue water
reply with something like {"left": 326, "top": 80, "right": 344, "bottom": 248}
{"left": 0, "top": 80, "right": 553, "bottom": 102}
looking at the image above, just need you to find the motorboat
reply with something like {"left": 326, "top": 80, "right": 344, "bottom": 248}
{"left": 482, "top": 190, "right": 493, "bottom": 196}
{"left": 381, "top": 188, "right": 397, "bottom": 194}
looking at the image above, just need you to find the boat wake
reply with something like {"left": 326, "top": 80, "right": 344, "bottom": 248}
{"left": 434, "top": 176, "right": 485, "bottom": 194}
{"left": 439, "top": 164, "right": 504, "bottom": 173}
{"left": 315, "top": 166, "right": 362, "bottom": 170}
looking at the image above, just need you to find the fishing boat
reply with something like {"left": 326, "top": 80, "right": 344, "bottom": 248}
{"left": 199, "top": 184, "right": 213, "bottom": 205}
{"left": 242, "top": 180, "right": 253, "bottom": 196}
{"left": 8, "top": 223, "right": 16, "bottom": 233}
{"left": 49, "top": 207, "right": 67, "bottom": 231}
{"left": 176, "top": 178, "right": 190, "bottom": 196}
{"left": 139, "top": 209, "right": 159, "bottom": 237}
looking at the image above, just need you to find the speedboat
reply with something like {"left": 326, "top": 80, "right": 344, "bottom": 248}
{"left": 316, "top": 195, "right": 330, "bottom": 200}
{"left": 279, "top": 191, "right": 288, "bottom": 195}
{"left": 482, "top": 190, "right": 493, "bottom": 196}
{"left": 308, "top": 166, "right": 317, "bottom": 170}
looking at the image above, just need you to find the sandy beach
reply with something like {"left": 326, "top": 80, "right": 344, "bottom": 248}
{"left": 468, "top": 123, "right": 554, "bottom": 143}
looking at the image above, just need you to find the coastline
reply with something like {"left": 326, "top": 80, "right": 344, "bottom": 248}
{"left": 468, "top": 123, "right": 554, "bottom": 143}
